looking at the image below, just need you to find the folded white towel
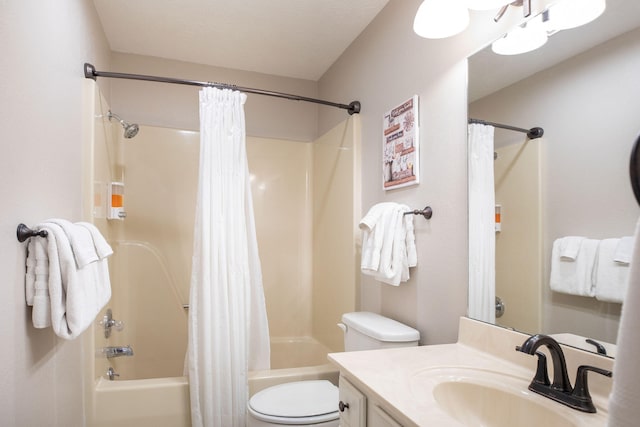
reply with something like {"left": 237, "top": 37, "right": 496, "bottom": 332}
{"left": 594, "top": 238, "right": 629, "bottom": 303}
{"left": 608, "top": 218, "right": 640, "bottom": 426}
{"left": 25, "top": 237, "right": 51, "bottom": 328}
{"left": 360, "top": 203, "right": 394, "bottom": 271}
{"left": 360, "top": 203, "right": 416, "bottom": 286}
{"left": 47, "top": 218, "right": 99, "bottom": 268}
{"left": 558, "top": 236, "right": 585, "bottom": 260}
{"left": 29, "top": 222, "right": 112, "bottom": 339}
{"left": 614, "top": 236, "right": 634, "bottom": 265}
{"left": 77, "top": 221, "right": 113, "bottom": 259}
{"left": 550, "top": 237, "right": 598, "bottom": 297}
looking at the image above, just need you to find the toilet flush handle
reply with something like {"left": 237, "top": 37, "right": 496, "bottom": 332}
{"left": 337, "top": 323, "right": 347, "bottom": 333}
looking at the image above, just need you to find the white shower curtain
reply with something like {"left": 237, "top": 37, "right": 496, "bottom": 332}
{"left": 468, "top": 123, "right": 496, "bottom": 324}
{"left": 188, "top": 87, "right": 270, "bottom": 427}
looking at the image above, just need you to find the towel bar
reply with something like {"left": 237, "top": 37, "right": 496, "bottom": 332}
{"left": 16, "top": 223, "right": 48, "bottom": 242}
{"left": 403, "top": 206, "right": 433, "bottom": 220}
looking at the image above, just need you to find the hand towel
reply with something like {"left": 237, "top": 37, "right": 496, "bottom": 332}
{"left": 34, "top": 222, "right": 111, "bottom": 339}
{"left": 46, "top": 218, "right": 99, "bottom": 268}
{"left": 614, "top": 236, "right": 634, "bottom": 265}
{"left": 558, "top": 236, "right": 585, "bottom": 260}
{"left": 608, "top": 218, "right": 640, "bottom": 427}
{"left": 360, "top": 203, "right": 416, "bottom": 286}
{"left": 594, "top": 238, "right": 629, "bottom": 303}
{"left": 549, "top": 237, "right": 598, "bottom": 297}
{"left": 360, "top": 203, "right": 394, "bottom": 271}
{"left": 77, "top": 221, "right": 113, "bottom": 259}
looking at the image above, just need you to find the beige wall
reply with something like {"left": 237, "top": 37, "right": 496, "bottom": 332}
{"left": 316, "top": 1, "right": 543, "bottom": 344}
{"left": 0, "top": 0, "right": 111, "bottom": 425}
{"left": 107, "top": 53, "right": 319, "bottom": 141}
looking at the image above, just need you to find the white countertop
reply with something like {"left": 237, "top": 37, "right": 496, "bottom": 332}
{"left": 328, "top": 317, "right": 613, "bottom": 427}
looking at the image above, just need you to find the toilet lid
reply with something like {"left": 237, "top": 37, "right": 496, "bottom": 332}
{"left": 249, "top": 380, "right": 338, "bottom": 423}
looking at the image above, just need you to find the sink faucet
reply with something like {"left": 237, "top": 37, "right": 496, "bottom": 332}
{"left": 516, "top": 334, "right": 612, "bottom": 413}
{"left": 101, "top": 345, "right": 134, "bottom": 358}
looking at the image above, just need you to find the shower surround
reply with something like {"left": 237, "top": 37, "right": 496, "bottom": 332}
{"left": 85, "top": 84, "right": 360, "bottom": 426}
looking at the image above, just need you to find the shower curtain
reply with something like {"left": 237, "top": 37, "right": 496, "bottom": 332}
{"left": 188, "top": 87, "right": 270, "bottom": 427}
{"left": 468, "top": 123, "right": 496, "bottom": 324}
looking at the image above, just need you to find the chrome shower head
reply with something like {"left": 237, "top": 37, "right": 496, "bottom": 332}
{"left": 107, "top": 111, "right": 139, "bottom": 139}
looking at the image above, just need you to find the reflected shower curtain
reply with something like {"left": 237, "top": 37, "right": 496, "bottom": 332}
{"left": 188, "top": 87, "right": 270, "bottom": 427}
{"left": 468, "top": 123, "right": 496, "bottom": 324}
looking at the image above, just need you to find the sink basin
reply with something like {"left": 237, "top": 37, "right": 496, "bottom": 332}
{"left": 433, "top": 380, "right": 577, "bottom": 427}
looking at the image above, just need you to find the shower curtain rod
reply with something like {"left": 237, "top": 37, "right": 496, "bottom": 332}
{"left": 469, "top": 118, "right": 544, "bottom": 139}
{"left": 84, "top": 63, "right": 361, "bottom": 115}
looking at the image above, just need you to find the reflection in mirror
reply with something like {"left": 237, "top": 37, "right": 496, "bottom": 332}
{"left": 467, "top": 1, "right": 640, "bottom": 357}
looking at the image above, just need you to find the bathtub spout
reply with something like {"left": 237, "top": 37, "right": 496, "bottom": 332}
{"left": 101, "top": 345, "right": 134, "bottom": 358}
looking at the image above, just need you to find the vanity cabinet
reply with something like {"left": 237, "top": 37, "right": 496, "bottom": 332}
{"left": 338, "top": 375, "right": 402, "bottom": 427}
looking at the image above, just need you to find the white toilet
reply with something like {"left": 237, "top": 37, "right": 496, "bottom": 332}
{"left": 247, "top": 312, "right": 420, "bottom": 426}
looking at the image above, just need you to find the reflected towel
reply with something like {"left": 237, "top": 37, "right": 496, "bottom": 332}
{"left": 558, "top": 236, "right": 585, "bottom": 260}
{"left": 595, "top": 239, "right": 629, "bottom": 303}
{"left": 550, "top": 237, "right": 598, "bottom": 297}
{"left": 614, "top": 236, "right": 634, "bottom": 265}
{"left": 608, "top": 218, "right": 640, "bottom": 426}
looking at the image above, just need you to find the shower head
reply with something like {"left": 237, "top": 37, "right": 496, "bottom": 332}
{"left": 107, "top": 111, "right": 139, "bottom": 139}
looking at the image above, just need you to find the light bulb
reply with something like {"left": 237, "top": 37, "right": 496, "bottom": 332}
{"left": 547, "top": 0, "right": 606, "bottom": 31}
{"left": 413, "top": 0, "right": 470, "bottom": 39}
{"left": 492, "top": 15, "right": 548, "bottom": 55}
{"left": 464, "top": 0, "right": 513, "bottom": 11}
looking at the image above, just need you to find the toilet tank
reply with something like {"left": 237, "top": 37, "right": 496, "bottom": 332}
{"left": 339, "top": 312, "right": 420, "bottom": 351}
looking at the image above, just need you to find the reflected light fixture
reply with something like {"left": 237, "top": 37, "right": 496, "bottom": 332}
{"left": 492, "top": 13, "right": 548, "bottom": 55}
{"left": 545, "top": 0, "right": 606, "bottom": 31}
{"left": 413, "top": 0, "right": 470, "bottom": 39}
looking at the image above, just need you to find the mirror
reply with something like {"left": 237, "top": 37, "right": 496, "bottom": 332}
{"left": 467, "top": 1, "right": 640, "bottom": 357}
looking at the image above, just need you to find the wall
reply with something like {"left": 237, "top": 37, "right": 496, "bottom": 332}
{"left": 0, "top": 0, "right": 111, "bottom": 425}
{"left": 107, "top": 52, "right": 319, "bottom": 141}
{"left": 470, "top": 28, "right": 640, "bottom": 343}
{"left": 316, "top": 1, "right": 544, "bottom": 344}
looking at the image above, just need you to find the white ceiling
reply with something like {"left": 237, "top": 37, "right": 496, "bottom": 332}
{"left": 92, "top": 0, "right": 390, "bottom": 81}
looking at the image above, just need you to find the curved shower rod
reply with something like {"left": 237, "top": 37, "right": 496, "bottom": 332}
{"left": 469, "top": 118, "right": 544, "bottom": 140}
{"left": 84, "top": 63, "right": 361, "bottom": 115}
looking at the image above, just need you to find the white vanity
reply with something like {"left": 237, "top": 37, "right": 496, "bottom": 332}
{"left": 329, "top": 317, "right": 613, "bottom": 426}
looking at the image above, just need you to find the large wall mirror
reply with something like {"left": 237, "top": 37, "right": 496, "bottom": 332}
{"left": 467, "top": 0, "right": 640, "bottom": 357}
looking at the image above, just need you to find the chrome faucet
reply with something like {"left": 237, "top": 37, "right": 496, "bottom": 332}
{"left": 101, "top": 345, "right": 134, "bottom": 358}
{"left": 516, "top": 334, "right": 611, "bottom": 413}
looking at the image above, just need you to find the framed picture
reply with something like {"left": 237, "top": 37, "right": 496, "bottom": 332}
{"left": 382, "top": 95, "right": 419, "bottom": 190}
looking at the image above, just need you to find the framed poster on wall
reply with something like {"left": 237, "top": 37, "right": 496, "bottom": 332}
{"left": 383, "top": 95, "right": 419, "bottom": 190}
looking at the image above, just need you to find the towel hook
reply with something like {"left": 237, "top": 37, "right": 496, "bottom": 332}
{"left": 403, "top": 206, "right": 433, "bottom": 220}
{"left": 16, "top": 223, "right": 48, "bottom": 242}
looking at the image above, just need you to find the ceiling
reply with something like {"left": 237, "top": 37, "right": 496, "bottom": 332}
{"left": 92, "top": 0, "right": 390, "bottom": 81}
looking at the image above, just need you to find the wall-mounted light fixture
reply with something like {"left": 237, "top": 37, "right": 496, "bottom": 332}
{"left": 414, "top": 0, "right": 607, "bottom": 56}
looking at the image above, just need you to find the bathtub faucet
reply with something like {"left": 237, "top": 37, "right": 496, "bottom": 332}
{"left": 101, "top": 345, "right": 134, "bottom": 358}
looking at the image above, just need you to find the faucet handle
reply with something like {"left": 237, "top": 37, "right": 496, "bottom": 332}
{"left": 571, "top": 365, "right": 613, "bottom": 413}
{"left": 532, "top": 351, "right": 551, "bottom": 387}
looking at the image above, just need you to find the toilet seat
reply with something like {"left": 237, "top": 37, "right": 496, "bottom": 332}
{"left": 248, "top": 380, "right": 339, "bottom": 425}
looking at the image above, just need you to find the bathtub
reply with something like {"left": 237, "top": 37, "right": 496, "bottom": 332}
{"left": 91, "top": 337, "right": 339, "bottom": 427}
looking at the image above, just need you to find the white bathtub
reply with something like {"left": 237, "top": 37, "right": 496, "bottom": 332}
{"left": 91, "top": 337, "right": 339, "bottom": 427}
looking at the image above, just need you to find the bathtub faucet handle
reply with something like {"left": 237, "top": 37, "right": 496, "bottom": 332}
{"left": 100, "top": 308, "right": 125, "bottom": 338}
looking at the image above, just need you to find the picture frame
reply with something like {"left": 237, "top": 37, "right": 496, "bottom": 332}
{"left": 382, "top": 95, "right": 419, "bottom": 190}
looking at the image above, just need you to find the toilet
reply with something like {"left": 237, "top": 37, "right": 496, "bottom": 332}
{"left": 247, "top": 312, "right": 420, "bottom": 426}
